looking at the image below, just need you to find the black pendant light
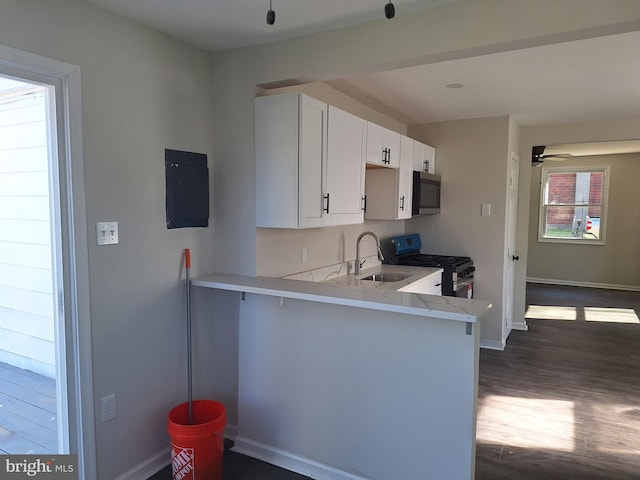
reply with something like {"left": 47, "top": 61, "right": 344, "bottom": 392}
{"left": 266, "top": 0, "right": 275, "bottom": 25}
{"left": 266, "top": 2, "right": 394, "bottom": 26}
{"left": 385, "top": 1, "right": 396, "bottom": 19}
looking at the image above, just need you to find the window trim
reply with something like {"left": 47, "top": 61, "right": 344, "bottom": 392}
{"left": 538, "top": 165, "right": 610, "bottom": 245}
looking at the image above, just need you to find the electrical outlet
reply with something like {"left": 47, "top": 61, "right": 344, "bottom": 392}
{"left": 101, "top": 393, "right": 117, "bottom": 422}
{"left": 301, "top": 246, "right": 308, "bottom": 263}
{"left": 96, "top": 222, "right": 118, "bottom": 245}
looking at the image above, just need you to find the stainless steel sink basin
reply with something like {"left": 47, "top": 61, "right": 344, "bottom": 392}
{"left": 360, "top": 273, "right": 409, "bottom": 283}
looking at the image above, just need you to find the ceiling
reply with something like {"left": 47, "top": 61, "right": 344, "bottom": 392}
{"left": 86, "top": 0, "right": 457, "bottom": 52}
{"left": 328, "top": 31, "right": 640, "bottom": 127}
{"left": 544, "top": 141, "right": 640, "bottom": 158}
{"left": 42, "top": 2, "right": 634, "bottom": 134}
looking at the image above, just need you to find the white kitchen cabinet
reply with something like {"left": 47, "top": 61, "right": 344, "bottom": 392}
{"left": 326, "top": 105, "right": 366, "bottom": 225}
{"left": 255, "top": 93, "right": 365, "bottom": 228}
{"left": 364, "top": 134, "right": 413, "bottom": 220}
{"left": 366, "top": 122, "right": 401, "bottom": 168}
{"left": 256, "top": 93, "right": 329, "bottom": 228}
{"left": 413, "top": 140, "right": 436, "bottom": 173}
{"left": 398, "top": 269, "right": 443, "bottom": 295}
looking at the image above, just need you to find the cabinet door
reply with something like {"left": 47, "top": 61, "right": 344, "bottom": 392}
{"left": 366, "top": 122, "right": 400, "bottom": 168}
{"left": 397, "top": 136, "right": 414, "bottom": 219}
{"left": 413, "top": 141, "right": 436, "bottom": 173}
{"left": 381, "top": 127, "right": 401, "bottom": 168}
{"left": 429, "top": 270, "right": 443, "bottom": 296}
{"left": 398, "top": 275, "right": 431, "bottom": 294}
{"left": 256, "top": 93, "right": 301, "bottom": 228}
{"left": 326, "top": 106, "right": 366, "bottom": 225}
{"left": 299, "top": 95, "right": 329, "bottom": 228}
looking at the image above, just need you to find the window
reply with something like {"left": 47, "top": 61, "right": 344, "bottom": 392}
{"left": 539, "top": 166, "right": 609, "bottom": 243}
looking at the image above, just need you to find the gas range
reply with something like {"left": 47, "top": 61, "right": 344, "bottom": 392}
{"left": 384, "top": 234, "right": 475, "bottom": 298}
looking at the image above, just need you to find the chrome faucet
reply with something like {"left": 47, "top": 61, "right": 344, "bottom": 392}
{"left": 355, "top": 231, "right": 385, "bottom": 275}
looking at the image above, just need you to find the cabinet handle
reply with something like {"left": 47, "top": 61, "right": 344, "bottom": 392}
{"left": 400, "top": 195, "right": 405, "bottom": 210}
{"left": 362, "top": 195, "right": 367, "bottom": 212}
{"left": 435, "top": 283, "right": 442, "bottom": 287}
{"left": 383, "top": 148, "right": 390, "bottom": 164}
{"left": 323, "top": 193, "right": 330, "bottom": 213}
{"left": 512, "top": 255, "right": 520, "bottom": 261}
{"left": 423, "top": 160, "right": 429, "bottom": 172}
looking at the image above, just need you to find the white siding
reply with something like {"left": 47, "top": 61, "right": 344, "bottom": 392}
{"left": 0, "top": 86, "right": 54, "bottom": 378}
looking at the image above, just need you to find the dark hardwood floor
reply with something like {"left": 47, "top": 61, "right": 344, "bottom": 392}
{"left": 150, "top": 283, "right": 640, "bottom": 479}
{"left": 476, "top": 283, "right": 640, "bottom": 480}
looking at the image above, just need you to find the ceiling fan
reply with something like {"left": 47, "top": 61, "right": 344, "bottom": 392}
{"left": 531, "top": 145, "right": 573, "bottom": 166}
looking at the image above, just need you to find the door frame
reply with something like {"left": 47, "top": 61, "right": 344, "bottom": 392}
{"left": 0, "top": 45, "right": 96, "bottom": 478}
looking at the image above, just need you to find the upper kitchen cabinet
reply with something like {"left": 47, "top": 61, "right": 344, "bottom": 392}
{"left": 365, "top": 135, "right": 413, "bottom": 220}
{"left": 326, "top": 105, "right": 366, "bottom": 225}
{"left": 366, "top": 122, "right": 401, "bottom": 168}
{"left": 255, "top": 93, "right": 365, "bottom": 229}
{"left": 413, "top": 140, "right": 436, "bottom": 174}
{"left": 256, "top": 93, "right": 329, "bottom": 229}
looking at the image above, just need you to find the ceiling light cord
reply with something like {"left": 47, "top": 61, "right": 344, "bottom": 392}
{"left": 385, "top": 1, "right": 395, "bottom": 19}
{"left": 267, "top": 0, "right": 275, "bottom": 25}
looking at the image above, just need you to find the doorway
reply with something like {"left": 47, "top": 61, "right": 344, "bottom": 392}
{"left": 0, "top": 76, "right": 62, "bottom": 453}
{"left": 0, "top": 45, "right": 95, "bottom": 479}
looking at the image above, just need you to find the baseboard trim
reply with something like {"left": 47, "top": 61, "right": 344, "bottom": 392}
{"left": 512, "top": 321, "right": 529, "bottom": 331}
{"left": 527, "top": 277, "right": 640, "bottom": 292}
{"left": 115, "top": 425, "right": 238, "bottom": 480}
{"left": 480, "top": 339, "right": 506, "bottom": 351}
{"left": 232, "top": 436, "right": 367, "bottom": 480}
{"left": 113, "top": 447, "right": 169, "bottom": 480}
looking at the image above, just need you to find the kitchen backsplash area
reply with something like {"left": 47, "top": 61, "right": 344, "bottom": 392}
{"left": 282, "top": 256, "right": 381, "bottom": 282}
{"left": 256, "top": 221, "right": 402, "bottom": 278}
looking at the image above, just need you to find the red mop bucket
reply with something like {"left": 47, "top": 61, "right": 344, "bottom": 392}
{"left": 168, "top": 399, "right": 226, "bottom": 480}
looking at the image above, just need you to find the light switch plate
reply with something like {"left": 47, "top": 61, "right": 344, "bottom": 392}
{"left": 96, "top": 222, "right": 119, "bottom": 245}
{"left": 481, "top": 204, "right": 491, "bottom": 217}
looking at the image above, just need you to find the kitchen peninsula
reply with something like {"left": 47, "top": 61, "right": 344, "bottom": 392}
{"left": 192, "top": 272, "right": 491, "bottom": 480}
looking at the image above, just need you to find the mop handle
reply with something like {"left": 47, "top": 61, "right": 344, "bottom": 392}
{"left": 185, "top": 249, "right": 193, "bottom": 425}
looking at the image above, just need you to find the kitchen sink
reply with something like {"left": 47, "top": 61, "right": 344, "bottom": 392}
{"left": 360, "top": 273, "right": 409, "bottom": 283}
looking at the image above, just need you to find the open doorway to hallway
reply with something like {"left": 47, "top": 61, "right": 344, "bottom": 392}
{"left": 0, "top": 76, "right": 64, "bottom": 453}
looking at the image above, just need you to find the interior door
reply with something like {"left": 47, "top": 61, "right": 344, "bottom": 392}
{"left": 504, "top": 152, "right": 520, "bottom": 340}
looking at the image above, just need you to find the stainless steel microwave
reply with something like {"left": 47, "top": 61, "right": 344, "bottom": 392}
{"left": 412, "top": 171, "right": 441, "bottom": 215}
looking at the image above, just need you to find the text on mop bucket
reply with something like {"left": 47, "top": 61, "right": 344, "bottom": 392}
{"left": 171, "top": 446, "right": 194, "bottom": 480}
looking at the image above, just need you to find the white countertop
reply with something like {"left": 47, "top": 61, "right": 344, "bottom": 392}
{"left": 192, "top": 267, "right": 491, "bottom": 323}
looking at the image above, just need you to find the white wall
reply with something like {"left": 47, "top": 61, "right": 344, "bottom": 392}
{"left": 407, "top": 117, "right": 511, "bottom": 346}
{"left": 0, "top": 2, "right": 218, "bottom": 479}
{"left": 0, "top": 85, "right": 55, "bottom": 377}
